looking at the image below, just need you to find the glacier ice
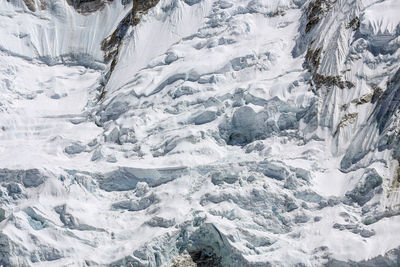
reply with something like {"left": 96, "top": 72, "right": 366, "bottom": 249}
{"left": 0, "top": 0, "right": 400, "bottom": 266}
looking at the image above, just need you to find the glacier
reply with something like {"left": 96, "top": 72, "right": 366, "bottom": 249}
{"left": 0, "top": 0, "right": 400, "bottom": 266}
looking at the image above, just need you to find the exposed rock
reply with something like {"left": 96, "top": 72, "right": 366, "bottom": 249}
{"left": 351, "top": 93, "right": 373, "bottom": 105}
{"left": 23, "top": 0, "right": 36, "bottom": 12}
{"left": 66, "top": 0, "right": 113, "bottom": 14}
{"left": 304, "top": 0, "right": 332, "bottom": 33}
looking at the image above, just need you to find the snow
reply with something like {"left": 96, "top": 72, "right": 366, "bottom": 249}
{"left": 0, "top": 0, "right": 400, "bottom": 266}
{"left": 361, "top": 0, "right": 400, "bottom": 36}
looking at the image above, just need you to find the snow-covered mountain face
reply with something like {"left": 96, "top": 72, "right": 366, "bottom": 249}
{"left": 1, "top": 0, "right": 400, "bottom": 266}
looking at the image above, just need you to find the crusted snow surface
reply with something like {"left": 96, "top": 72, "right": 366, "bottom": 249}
{"left": 1, "top": 0, "right": 400, "bottom": 266}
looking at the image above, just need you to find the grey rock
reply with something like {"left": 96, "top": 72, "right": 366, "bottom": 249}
{"left": 66, "top": 0, "right": 111, "bottom": 13}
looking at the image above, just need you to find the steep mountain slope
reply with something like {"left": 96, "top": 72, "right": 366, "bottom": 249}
{"left": 0, "top": 0, "right": 399, "bottom": 266}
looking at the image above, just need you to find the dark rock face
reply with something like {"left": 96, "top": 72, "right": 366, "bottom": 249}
{"left": 66, "top": 0, "right": 113, "bottom": 13}
{"left": 23, "top": 0, "right": 36, "bottom": 12}
{"left": 98, "top": 0, "right": 161, "bottom": 100}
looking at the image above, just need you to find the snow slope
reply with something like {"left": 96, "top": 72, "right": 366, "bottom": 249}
{"left": 0, "top": 0, "right": 400, "bottom": 266}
